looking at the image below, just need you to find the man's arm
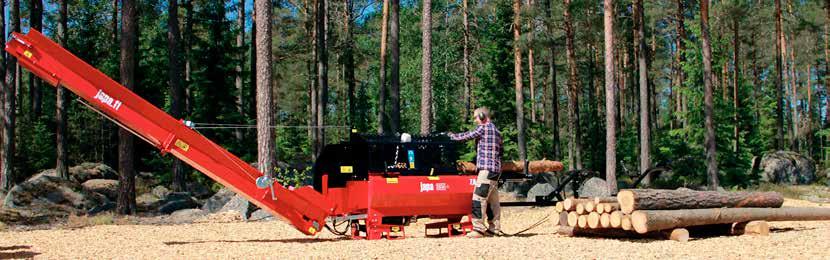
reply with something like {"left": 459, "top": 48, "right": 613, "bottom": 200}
{"left": 449, "top": 125, "right": 484, "bottom": 141}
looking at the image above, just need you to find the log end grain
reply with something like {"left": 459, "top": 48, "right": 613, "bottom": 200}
{"left": 668, "top": 228, "right": 690, "bottom": 242}
{"left": 617, "top": 190, "right": 635, "bottom": 214}
{"left": 585, "top": 202, "right": 596, "bottom": 212}
{"left": 588, "top": 212, "right": 601, "bottom": 229}
{"left": 734, "top": 220, "right": 770, "bottom": 236}
{"left": 567, "top": 212, "right": 579, "bottom": 227}
{"left": 555, "top": 202, "right": 564, "bottom": 213}
{"left": 621, "top": 215, "right": 633, "bottom": 231}
{"left": 577, "top": 215, "right": 588, "bottom": 228}
{"left": 631, "top": 211, "right": 648, "bottom": 233}
{"left": 576, "top": 203, "right": 586, "bottom": 215}
{"left": 610, "top": 211, "right": 623, "bottom": 228}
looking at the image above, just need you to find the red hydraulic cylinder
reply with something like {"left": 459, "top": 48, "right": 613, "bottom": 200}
{"left": 5, "top": 30, "right": 334, "bottom": 235}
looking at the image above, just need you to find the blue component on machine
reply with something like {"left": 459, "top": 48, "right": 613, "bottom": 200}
{"left": 408, "top": 150, "right": 415, "bottom": 169}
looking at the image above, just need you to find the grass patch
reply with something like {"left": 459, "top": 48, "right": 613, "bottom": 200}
{"left": 66, "top": 213, "right": 131, "bottom": 228}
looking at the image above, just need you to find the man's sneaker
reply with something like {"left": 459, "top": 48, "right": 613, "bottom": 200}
{"left": 466, "top": 230, "right": 487, "bottom": 238}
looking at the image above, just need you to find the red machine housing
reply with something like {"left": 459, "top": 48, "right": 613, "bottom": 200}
{"left": 6, "top": 30, "right": 478, "bottom": 240}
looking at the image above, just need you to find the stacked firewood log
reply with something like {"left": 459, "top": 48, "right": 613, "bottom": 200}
{"left": 552, "top": 189, "right": 830, "bottom": 242}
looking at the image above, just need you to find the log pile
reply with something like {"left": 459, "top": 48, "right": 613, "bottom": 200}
{"left": 554, "top": 189, "right": 830, "bottom": 242}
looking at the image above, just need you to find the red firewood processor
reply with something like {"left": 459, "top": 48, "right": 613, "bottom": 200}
{"left": 6, "top": 30, "right": 566, "bottom": 240}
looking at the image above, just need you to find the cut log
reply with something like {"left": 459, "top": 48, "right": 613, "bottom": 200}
{"left": 459, "top": 160, "right": 564, "bottom": 174}
{"left": 617, "top": 189, "right": 784, "bottom": 214}
{"left": 600, "top": 213, "right": 611, "bottom": 228}
{"left": 567, "top": 212, "right": 579, "bottom": 227}
{"left": 733, "top": 221, "right": 769, "bottom": 236}
{"left": 558, "top": 212, "right": 570, "bottom": 226}
{"left": 576, "top": 203, "right": 586, "bottom": 214}
{"left": 631, "top": 207, "right": 830, "bottom": 234}
{"left": 555, "top": 202, "right": 564, "bottom": 213}
{"left": 563, "top": 198, "right": 591, "bottom": 211}
{"left": 557, "top": 226, "right": 688, "bottom": 241}
{"left": 603, "top": 203, "right": 620, "bottom": 213}
{"left": 621, "top": 215, "right": 632, "bottom": 231}
{"left": 585, "top": 201, "right": 596, "bottom": 212}
{"left": 610, "top": 211, "right": 623, "bottom": 228}
{"left": 587, "top": 212, "right": 600, "bottom": 228}
{"left": 577, "top": 215, "right": 588, "bottom": 228}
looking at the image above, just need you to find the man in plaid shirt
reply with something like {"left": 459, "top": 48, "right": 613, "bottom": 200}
{"left": 449, "top": 107, "right": 503, "bottom": 238}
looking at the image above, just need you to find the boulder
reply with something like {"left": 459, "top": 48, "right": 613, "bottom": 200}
{"left": 68, "top": 163, "right": 119, "bottom": 183}
{"left": 136, "top": 193, "right": 161, "bottom": 211}
{"left": 248, "top": 209, "right": 274, "bottom": 221}
{"left": 1, "top": 173, "right": 108, "bottom": 222}
{"left": 151, "top": 186, "right": 172, "bottom": 200}
{"left": 82, "top": 179, "right": 119, "bottom": 200}
{"left": 526, "top": 183, "right": 557, "bottom": 202}
{"left": 166, "top": 209, "right": 207, "bottom": 224}
{"left": 187, "top": 182, "right": 212, "bottom": 199}
{"left": 157, "top": 192, "right": 199, "bottom": 214}
{"left": 202, "top": 188, "right": 236, "bottom": 213}
{"left": 219, "top": 194, "right": 255, "bottom": 220}
{"left": 760, "top": 151, "right": 817, "bottom": 184}
{"left": 576, "top": 177, "right": 610, "bottom": 198}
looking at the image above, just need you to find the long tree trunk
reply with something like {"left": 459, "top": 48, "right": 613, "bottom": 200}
{"left": 169, "top": 0, "right": 186, "bottom": 192}
{"left": 564, "top": 0, "right": 581, "bottom": 170}
{"left": 528, "top": 0, "right": 536, "bottom": 124}
{"left": 825, "top": 0, "right": 830, "bottom": 129}
{"left": 635, "top": 0, "right": 649, "bottom": 184}
{"left": 315, "top": 0, "right": 328, "bottom": 156}
{"left": 12, "top": 0, "right": 20, "bottom": 116}
{"left": 420, "top": 0, "right": 433, "bottom": 135}
{"left": 775, "top": 0, "right": 785, "bottom": 150}
{"left": 700, "top": 0, "right": 719, "bottom": 190}
{"left": 462, "top": 0, "right": 472, "bottom": 122}
{"left": 0, "top": 0, "right": 11, "bottom": 191}
{"left": 118, "top": 0, "right": 138, "bottom": 215}
{"left": 603, "top": 0, "right": 617, "bottom": 192}
{"left": 390, "top": 0, "right": 400, "bottom": 134}
{"left": 343, "top": 0, "right": 356, "bottom": 125}
{"left": 513, "top": 0, "right": 525, "bottom": 160}
{"left": 675, "top": 0, "right": 686, "bottom": 129}
{"left": 377, "top": 0, "right": 389, "bottom": 134}
{"left": 234, "top": 0, "right": 245, "bottom": 142}
{"left": 184, "top": 0, "right": 193, "bottom": 112}
{"left": 112, "top": 0, "right": 118, "bottom": 44}
{"left": 732, "top": 15, "right": 741, "bottom": 155}
{"left": 255, "top": 0, "right": 276, "bottom": 175}
{"left": 547, "top": 0, "right": 560, "bottom": 159}
{"left": 29, "top": 0, "right": 43, "bottom": 117}
{"left": 55, "top": 0, "right": 69, "bottom": 180}
{"left": 788, "top": 43, "right": 798, "bottom": 151}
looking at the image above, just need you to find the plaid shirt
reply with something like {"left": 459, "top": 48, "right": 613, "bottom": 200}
{"left": 450, "top": 122, "right": 503, "bottom": 176}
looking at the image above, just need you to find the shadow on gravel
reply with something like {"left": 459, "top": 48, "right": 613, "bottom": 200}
{"left": 0, "top": 245, "right": 41, "bottom": 258}
{"left": 771, "top": 227, "right": 815, "bottom": 233}
{"left": 164, "top": 237, "right": 350, "bottom": 245}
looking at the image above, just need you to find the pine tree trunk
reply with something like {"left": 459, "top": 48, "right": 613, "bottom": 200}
{"left": 528, "top": 0, "right": 536, "bottom": 124}
{"left": 420, "top": 0, "right": 433, "bottom": 136}
{"left": 604, "top": 0, "right": 617, "bottom": 192}
{"left": 546, "top": 0, "right": 560, "bottom": 159}
{"left": 118, "top": 0, "right": 138, "bottom": 215}
{"left": 564, "top": 0, "right": 581, "bottom": 170}
{"left": 234, "top": 0, "right": 245, "bottom": 142}
{"left": 169, "top": 0, "right": 186, "bottom": 192}
{"left": 700, "top": 0, "right": 719, "bottom": 190}
{"left": 112, "top": 0, "right": 118, "bottom": 44}
{"left": 462, "top": 0, "right": 472, "bottom": 122}
{"left": 0, "top": 0, "right": 12, "bottom": 192}
{"left": 513, "top": 0, "right": 525, "bottom": 160}
{"left": 344, "top": 0, "right": 356, "bottom": 125}
{"left": 635, "top": 0, "right": 649, "bottom": 184}
{"left": 675, "top": 0, "right": 686, "bottom": 129}
{"left": 788, "top": 44, "right": 798, "bottom": 151}
{"left": 390, "top": 0, "right": 401, "bottom": 134}
{"left": 255, "top": 0, "right": 276, "bottom": 175}
{"left": 28, "top": 0, "right": 43, "bottom": 118}
{"left": 732, "top": 16, "right": 741, "bottom": 155}
{"left": 775, "top": 0, "right": 785, "bottom": 150}
{"left": 316, "top": 0, "right": 328, "bottom": 156}
{"left": 825, "top": 0, "right": 830, "bottom": 129}
{"left": 55, "top": 0, "right": 69, "bottom": 180}
{"left": 184, "top": 0, "right": 193, "bottom": 112}
{"left": 377, "top": 0, "right": 389, "bottom": 134}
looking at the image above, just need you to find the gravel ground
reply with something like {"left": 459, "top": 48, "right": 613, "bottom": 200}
{"left": 1, "top": 199, "right": 829, "bottom": 259}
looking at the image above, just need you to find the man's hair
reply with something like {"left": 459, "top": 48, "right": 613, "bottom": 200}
{"left": 474, "top": 107, "right": 490, "bottom": 121}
